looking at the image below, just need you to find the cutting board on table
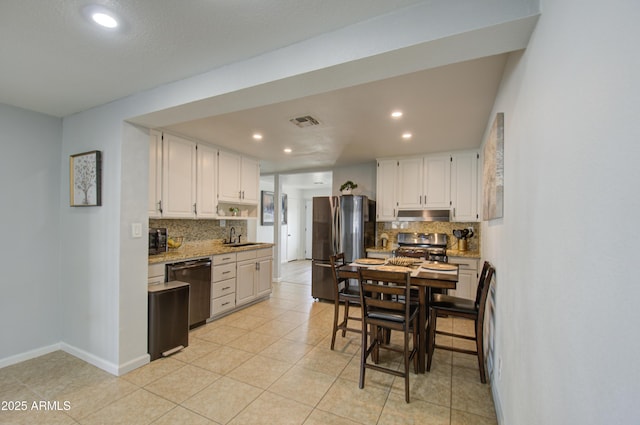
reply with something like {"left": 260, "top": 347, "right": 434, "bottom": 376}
{"left": 421, "top": 263, "right": 458, "bottom": 271}
{"left": 354, "top": 258, "right": 385, "bottom": 265}
{"left": 372, "top": 265, "right": 412, "bottom": 273}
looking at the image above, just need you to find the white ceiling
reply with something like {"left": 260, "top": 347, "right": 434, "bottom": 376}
{"left": 163, "top": 54, "right": 508, "bottom": 174}
{"left": 0, "top": 0, "right": 426, "bottom": 118}
{"left": 0, "top": 1, "right": 535, "bottom": 179}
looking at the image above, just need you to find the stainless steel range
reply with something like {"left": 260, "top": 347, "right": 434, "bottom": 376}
{"left": 395, "top": 232, "right": 448, "bottom": 262}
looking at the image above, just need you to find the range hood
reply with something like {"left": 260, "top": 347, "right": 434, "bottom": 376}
{"left": 396, "top": 209, "right": 451, "bottom": 222}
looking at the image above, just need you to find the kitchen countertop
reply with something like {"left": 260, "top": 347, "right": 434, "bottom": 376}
{"left": 446, "top": 249, "right": 481, "bottom": 259}
{"left": 366, "top": 247, "right": 395, "bottom": 254}
{"left": 149, "top": 240, "right": 274, "bottom": 264}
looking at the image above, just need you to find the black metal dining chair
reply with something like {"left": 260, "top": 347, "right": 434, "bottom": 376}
{"left": 426, "top": 261, "right": 495, "bottom": 383}
{"left": 358, "top": 268, "right": 419, "bottom": 403}
{"left": 329, "top": 253, "right": 362, "bottom": 350}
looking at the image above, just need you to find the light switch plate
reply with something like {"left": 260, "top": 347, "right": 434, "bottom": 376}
{"left": 131, "top": 222, "right": 142, "bottom": 238}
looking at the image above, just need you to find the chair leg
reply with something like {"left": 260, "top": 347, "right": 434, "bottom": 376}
{"left": 476, "top": 319, "right": 487, "bottom": 383}
{"left": 412, "top": 322, "right": 419, "bottom": 374}
{"left": 342, "top": 300, "right": 350, "bottom": 337}
{"left": 359, "top": 322, "right": 368, "bottom": 389}
{"left": 404, "top": 328, "right": 410, "bottom": 403}
{"left": 426, "top": 308, "right": 437, "bottom": 372}
{"left": 331, "top": 299, "right": 339, "bottom": 350}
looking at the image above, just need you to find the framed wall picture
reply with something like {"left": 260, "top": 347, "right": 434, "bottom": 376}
{"left": 261, "top": 191, "right": 274, "bottom": 225}
{"left": 70, "top": 150, "right": 102, "bottom": 207}
{"left": 261, "top": 191, "right": 288, "bottom": 225}
{"left": 482, "top": 113, "right": 504, "bottom": 220}
{"left": 281, "top": 193, "right": 288, "bottom": 225}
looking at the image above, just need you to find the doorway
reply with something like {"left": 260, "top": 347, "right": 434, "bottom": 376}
{"left": 279, "top": 171, "right": 332, "bottom": 262}
{"left": 286, "top": 197, "right": 301, "bottom": 261}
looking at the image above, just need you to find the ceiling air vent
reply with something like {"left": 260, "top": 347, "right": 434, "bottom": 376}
{"left": 289, "top": 115, "right": 320, "bottom": 128}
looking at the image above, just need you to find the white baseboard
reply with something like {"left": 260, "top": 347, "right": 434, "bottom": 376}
{"left": 61, "top": 343, "right": 148, "bottom": 376}
{"left": 60, "top": 343, "right": 120, "bottom": 375}
{"left": 1, "top": 343, "right": 150, "bottom": 377}
{"left": 491, "top": 375, "right": 505, "bottom": 424}
{"left": 117, "top": 353, "right": 150, "bottom": 376}
{"left": 0, "top": 343, "right": 61, "bottom": 369}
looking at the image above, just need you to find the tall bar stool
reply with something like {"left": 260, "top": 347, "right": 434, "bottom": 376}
{"left": 427, "top": 261, "right": 495, "bottom": 383}
{"left": 358, "top": 268, "right": 419, "bottom": 403}
{"left": 329, "top": 253, "right": 362, "bottom": 350}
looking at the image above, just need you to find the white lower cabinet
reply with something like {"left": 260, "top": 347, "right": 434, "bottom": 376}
{"left": 148, "top": 263, "right": 165, "bottom": 285}
{"left": 256, "top": 253, "right": 273, "bottom": 298}
{"left": 448, "top": 257, "right": 479, "bottom": 300}
{"left": 236, "top": 248, "right": 273, "bottom": 306}
{"left": 211, "top": 253, "right": 237, "bottom": 317}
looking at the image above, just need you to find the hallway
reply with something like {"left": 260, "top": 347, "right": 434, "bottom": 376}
{"left": 280, "top": 260, "right": 312, "bottom": 286}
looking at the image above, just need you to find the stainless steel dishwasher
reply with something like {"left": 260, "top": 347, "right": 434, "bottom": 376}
{"left": 166, "top": 258, "right": 212, "bottom": 329}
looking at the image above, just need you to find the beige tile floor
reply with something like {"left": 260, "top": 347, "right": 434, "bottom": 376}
{"left": 0, "top": 260, "right": 497, "bottom": 424}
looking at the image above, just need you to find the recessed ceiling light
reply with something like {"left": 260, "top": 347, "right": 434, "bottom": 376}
{"left": 402, "top": 132, "right": 412, "bottom": 139}
{"left": 92, "top": 12, "right": 118, "bottom": 28}
{"left": 252, "top": 133, "right": 263, "bottom": 140}
{"left": 284, "top": 148, "right": 292, "bottom": 153}
{"left": 83, "top": 5, "right": 120, "bottom": 30}
{"left": 391, "top": 111, "right": 403, "bottom": 118}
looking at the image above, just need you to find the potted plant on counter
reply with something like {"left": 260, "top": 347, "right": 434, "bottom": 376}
{"left": 340, "top": 180, "right": 358, "bottom": 195}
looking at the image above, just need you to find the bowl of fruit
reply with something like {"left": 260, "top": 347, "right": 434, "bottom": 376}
{"left": 167, "top": 236, "right": 183, "bottom": 249}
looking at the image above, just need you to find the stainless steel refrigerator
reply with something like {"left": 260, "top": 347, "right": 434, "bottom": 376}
{"left": 312, "top": 195, "right": 376, "bottom": 300}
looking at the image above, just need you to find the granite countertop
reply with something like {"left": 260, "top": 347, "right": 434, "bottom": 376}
{"left": 366, "top": 247, "right": 395, "bottom": 254}
{"left": 149, "top": 240, "right": 274, "bottom": 264}
{"left": 446, "top": 249, "right": 481, "bottom": 259}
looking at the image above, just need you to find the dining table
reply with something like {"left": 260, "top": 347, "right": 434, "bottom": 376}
{"left": 338, "top": 262, "right": 458, "bottom": 374}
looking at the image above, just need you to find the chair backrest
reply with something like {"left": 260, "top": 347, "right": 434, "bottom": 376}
{"left": 476, "top": 265, "right": 495, "bottom": 322}
{"left": 330, "top": 253, "right": 347, "bottom": 294}
{"left": 474, "top": 261, "right": 492, "bottom": 307}
{"left": 358, "top": 268, "right": 412, "bottom": 321}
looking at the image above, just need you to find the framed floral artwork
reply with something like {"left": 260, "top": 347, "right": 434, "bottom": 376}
{"left": 70, "top": 150, "right": 102, "bottom": 207}
{"left": 482, "top": 113, "right": 504, "bottom": 220}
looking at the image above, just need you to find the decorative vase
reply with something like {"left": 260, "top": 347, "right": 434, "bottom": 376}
{"left": 341, "top": 188, "right": 352, "bottom": 195}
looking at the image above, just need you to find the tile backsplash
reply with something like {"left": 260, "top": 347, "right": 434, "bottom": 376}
{"left": 149, "top": 219, "right": 247, "bottom": 244}
{"left": 376, "top": 221, "right": 480, "bottom": 251}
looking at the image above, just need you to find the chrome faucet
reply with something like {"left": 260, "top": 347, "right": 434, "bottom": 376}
{"left": 229, "top": 227, "right": 236, "bottom": 244}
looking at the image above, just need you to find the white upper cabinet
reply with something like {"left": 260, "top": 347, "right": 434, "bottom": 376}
{"left": 196, "top": 143, "right": 218, "bottom": 218}
{"left": 240, "top": 156, "right": 259, "bottom": 204}
{"left": 376, "top": 150, "right": 478, "bottom": 222}
{"left": 397, "top": 158, "right": 424, "bottom": 209}
{"left": 150, "top": 130, "right": 259, "bottom": 220}
{"left": 395, "top": 154, "right": 451, "bottom": 209}
{"left": 451, "top": 150, "right": 479, "bottom": 222}
{"left": 218, "top": 151, "right": 259, "bottom": 204}
{"left": 162, "top": 134, "right": 197, "bottom": 218}
{"left": 376, "top": 159, "right": 398, "bottom": 221}
{"left": 217, "top": 150, "right": 241, "bottom": 202}
{"left": 423, "top": 153, "right": 451, "bottom": 208}
{"left": 148, "top": 130, "right": 163, "bottom": 218}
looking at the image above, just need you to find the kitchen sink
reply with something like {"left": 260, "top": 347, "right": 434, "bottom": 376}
{"left": 228, "top": 242, "right": 259, "bottom": 247}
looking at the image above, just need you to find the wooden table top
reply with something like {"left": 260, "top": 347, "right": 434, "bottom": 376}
{"left": 338, "top": 265, "right": 458, "bottom": 289}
